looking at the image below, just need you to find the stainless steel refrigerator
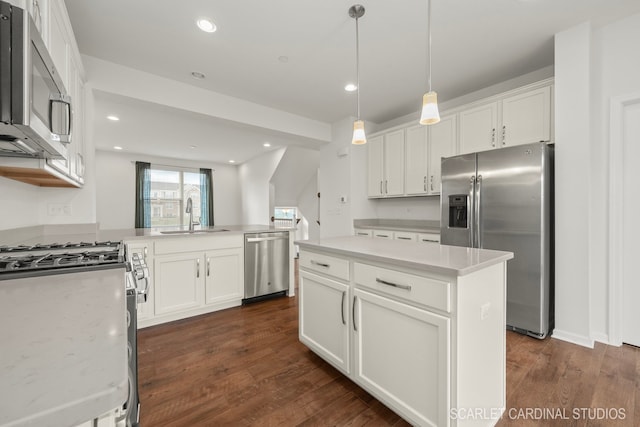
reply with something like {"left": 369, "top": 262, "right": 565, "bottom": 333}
{"left": 440, "top": 142, "right": 553, "bottom": 338}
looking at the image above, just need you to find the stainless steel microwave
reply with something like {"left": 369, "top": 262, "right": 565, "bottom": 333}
{"left": 0, "top": 0, "right": 72, "bottom": 159}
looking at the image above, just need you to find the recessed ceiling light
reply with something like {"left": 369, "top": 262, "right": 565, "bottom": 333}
{"left": 263, "top": 143, "right": 271, "bottom": 147}
{"left": 107, "top": 115, "right": 120, "bottom": 121}
{"left": 345, "top": 83, "right": 357, "bottom": 92}
{"left": 190, "top": 145, "right": 197, "bottom": 149}
{"left": 278, "top": 56, "right": 289, "bottom": 63}
{"left": 191, "top": 71, "right": 206, "bottom": 79}
{"left": 196, "top": 18, "right": 217, "bottom": 33}
{"left": 113, "top": 146, "right": 123, "bottom": 150}
{"left": 228, "top": 160, "right": 236, "bottom": 164}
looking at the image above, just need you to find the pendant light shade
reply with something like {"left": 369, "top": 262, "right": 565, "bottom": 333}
{"left": 352, "top": 120, "right": 366, "bottom": 145}
{"left": 420, "top": 91, "right": 440, "bottom": 125}
{"left": 420, "top": 0, "right": 440, "bottom": 126}
{"left": 349, "top": 5, "right": 366, "bottom": 144}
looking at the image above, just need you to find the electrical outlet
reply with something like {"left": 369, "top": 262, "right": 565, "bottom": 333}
{"left": 481, "top": 302, "right": 491, "bottom": 320}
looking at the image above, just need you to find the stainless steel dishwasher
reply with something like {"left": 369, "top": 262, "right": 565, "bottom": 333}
{"left": 244, "top": 231, "right": 289, "bottom": 302}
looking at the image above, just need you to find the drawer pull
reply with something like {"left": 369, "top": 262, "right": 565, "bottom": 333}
{"left": 422, "top": 239, "right": 438, "bottom": 243}
{"left": 352, "top": 295, "right": 358, "bottom": 331}
{"left": 397, "top": 237, "right": 412, "bottom": 240}
{"left": 341, "top": 291, "right": 346, "bottom": 325}
{"left": 310, "top": 260, "right": 330, "bottom": 268}
{"left": 376, "top": 278, "right": 412, "bottom": 291}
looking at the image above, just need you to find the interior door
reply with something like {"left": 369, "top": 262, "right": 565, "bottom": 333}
{"left": 622, "top": 102, "right": 640, "bottom": 346}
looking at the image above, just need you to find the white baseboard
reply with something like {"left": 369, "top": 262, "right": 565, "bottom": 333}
{"left": 551, "top": 329, "right": 594, "bottom": 348}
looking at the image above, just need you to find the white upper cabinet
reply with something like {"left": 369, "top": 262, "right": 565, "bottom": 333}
{"left": 459, "top": 102, "right": 499, "bottom": 154}
{"left": 501, "top": 85, "right": 551, "bottom": 146}
{"left": 428, "top": 113, "right": 457, "bottom": 195}
{"left": 367, "top": 130, "right": 405, "bottom": 198}
{"left": 405, "top": 125, "right": 428, "bottom": 196}
{"left": 459, "top": 82, "right": 553, "bottom": 155}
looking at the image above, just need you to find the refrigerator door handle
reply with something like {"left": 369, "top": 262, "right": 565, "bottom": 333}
{"left": 476, "top": 175, "right": 483, "bottom": 248}
{"left": 469, "top": 175, "right": 476, "bottom": 248}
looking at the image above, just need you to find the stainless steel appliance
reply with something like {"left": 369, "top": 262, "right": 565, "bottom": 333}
{"left": 440, "top": 142, "right": 553, "bottom": 338}
{"left": 244, "top": 231, "right": 289, "bottom": 302}
{"left": 0, "top": 0, "right": 72, "bottom": 158}
{"left": 0, "top": 241, "right": 133, "bottom": 426}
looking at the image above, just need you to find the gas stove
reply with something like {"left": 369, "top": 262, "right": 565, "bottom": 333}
{"left": 0, "top": 241, "right": 125, "bottom": 276}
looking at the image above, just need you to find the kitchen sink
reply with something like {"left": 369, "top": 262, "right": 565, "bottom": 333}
{"left": 159, "top": 229, "right": 230, "bottom": 235}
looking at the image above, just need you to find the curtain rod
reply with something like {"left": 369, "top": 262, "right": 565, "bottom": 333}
{"left": 130, "top": 161, "right": 215, "bottom": 171}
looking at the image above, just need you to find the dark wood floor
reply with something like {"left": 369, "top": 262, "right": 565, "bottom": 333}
{"left": 138, "top": 291, "right": 640, "bottom": 426}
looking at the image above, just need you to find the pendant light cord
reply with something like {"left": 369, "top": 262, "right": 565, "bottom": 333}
{"left": 427, "top": 0, "right": 432, "bottom": 93}
{"left": 356, "top": 15, "right": 361, "bottom": 121}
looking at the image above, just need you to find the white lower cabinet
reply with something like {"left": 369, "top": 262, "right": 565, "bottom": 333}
{"left": 353, "top": 288, "right": 449, "bottom": 427}
{"left": 154, "top": 252, "right": 204, "bottom": 314}
{"left": 130, "top": 235, "right": 245, "bottom": 328}
{"left": 299, "top": 271, "right": 350, "bottom": 374}
{"left": 299, "top": 247, "right": 506, "bottom": 427}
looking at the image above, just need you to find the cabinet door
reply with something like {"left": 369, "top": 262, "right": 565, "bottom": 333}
{"left": 428, "top": 113, "right": 457, "bottom": 194}
{"left": 127, "top": 242, "right": 154, "bottom": 321}
{"left": 299, "top": 271, "right": 350, "bottom": 374}
{"left": 353, "top": 289, "right": 449, "bottom": 427}
{"left": 405, "top": 125, "right": 428, "bottom": 195}
{"left": 48, "top": 0, "right": 69, "bottom": 90}
{"left": 367, "top": 135, "right": 385, "bottom": 197}
{"left": 501, "top": 86, "right": 551, "bottom": 147}
{"left": 459, "top": 102, "right": 498, "bottom": 155}
{"left": 154, "top": 253, "right": 204, "bottom": 315}
{"left": 205, "top": 248, "right": 243, "bottom": 305}
{"left": 384, "top": 129, "right": 405, "bottom": 196}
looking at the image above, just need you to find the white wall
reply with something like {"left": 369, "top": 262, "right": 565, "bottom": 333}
{"left": 95, "top": 150, "right": 241, "bottom": 229}
{"left": 553, "top": 12, "right": 640, "bottom": 347}
{"left": 297, "top": 172, "right": 320, "bottom": 241}
{"left": 319, "top": 117, "right": 357, "bottom": 238}
{"left": 553, "top": 22, "right": 593, "bottom": 347}
{"left": 0, "top": 178, "right": 41, "bottom": 230}
{"left": 238, "top": 148, "right": 286, "bottom": 225}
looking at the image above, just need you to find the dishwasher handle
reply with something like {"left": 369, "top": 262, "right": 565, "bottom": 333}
{"left": 246, "top": 236, "right": 287, "bottom": 243}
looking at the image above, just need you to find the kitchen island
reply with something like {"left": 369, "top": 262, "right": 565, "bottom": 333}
{"left": 296, "top": 236, "right": 513, "bottom": 427}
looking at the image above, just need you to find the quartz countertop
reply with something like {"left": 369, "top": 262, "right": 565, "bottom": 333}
{"left": 3, "top": 224, "right": 294, "bottom": 246}
{"left": 296, "top": 236, "right": 513, "bottom": 277}
{"left": 353, "top": 219, "right": 441, "bottom": 234}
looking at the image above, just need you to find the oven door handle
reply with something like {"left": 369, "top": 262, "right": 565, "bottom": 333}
{"left": 136, "top": 276, "right": 149, "bottom": 303}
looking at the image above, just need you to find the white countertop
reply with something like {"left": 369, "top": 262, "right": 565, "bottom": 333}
{"left": 296, "top": 236, "right": 513, "bottom": 276}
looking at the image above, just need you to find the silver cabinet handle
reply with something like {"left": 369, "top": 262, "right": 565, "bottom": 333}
{"left": 423, "top": 176, "right": 427, "bottom": 192}
{"left": 430, "top": 175, "right": 434, "bottom": 192}
{"left": 491, "top": 128, "right": 496, "bottom": 147}
{"left": 376, "top": 278, "right": 412, "bottom": 291}
{"left": 196, "top": 258, "right": 200, "bottom": 278}
{"left": 476, "top": 175, "right": 483, "bottom": 248}
{"left": 356, "top": 232, "right": 369, "bottom": 236}
{"left": 207, "top": 258, "right": 211, "bottom": 277}
{"left": 397, "top": 237, "right": 412, "bottom": 240}
{"left": 310, "top": 260, "right": 329, "bottom": 268}
{"left": 352, "top": 295, "right": 358, "bottom": 331}
{"left": 376, "top": 234, "right": 389, "bottom": 238}
{"left": 341, "top": 291, "right": 346, "bottom": 325}
{"left": 502, "top": 125, "right": 506, "bottom": 145}
{"left": 380, "top": 181, "right": 383, "bottom": 195}
{"left": 422, "top": 239, "right": 438, "bottom": 243}
{"left": 385, "top": 180, "right": 388, "bottom": 194}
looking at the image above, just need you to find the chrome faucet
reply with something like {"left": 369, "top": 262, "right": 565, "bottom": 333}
{"left": 185, "top": 197, "right": 199, "bottom": 231}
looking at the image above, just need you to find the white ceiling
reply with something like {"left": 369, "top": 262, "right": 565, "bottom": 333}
{"left": 64, "top": 0, "right": 640, "bottom": 163}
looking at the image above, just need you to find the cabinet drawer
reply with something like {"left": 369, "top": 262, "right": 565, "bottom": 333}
{"left": 394, "top": 232, "right": 418, "bottom": 242}
{"left": 354, "top": 263, "right": 450, "bottom": 313}
{"left": 418, "top": 233, "right": 440, "bottom": 243}
{"left": 300, "top": 251, "right": 350, "bottom": 281}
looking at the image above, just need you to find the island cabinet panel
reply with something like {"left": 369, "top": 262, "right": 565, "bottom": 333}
{"left": 299, "top": 271, "right": 350, "bottom": 374}
{"left": 353, "top": 288, "right": 450, "bottom": 427}
{"left": 297, "top": 240, "right": 508, "bottom": 427}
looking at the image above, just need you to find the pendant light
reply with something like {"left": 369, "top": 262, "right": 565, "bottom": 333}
{"left": 420, "top": 0, "right": 440, "bottom": 125}
{"left": 349, "top": 5, "right": 366, "bottom": 144}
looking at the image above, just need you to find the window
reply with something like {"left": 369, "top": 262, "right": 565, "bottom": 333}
{"left": 273, "top": 207, "right": 297, "bottom": 228}
{"left": 135, "top": 163, "right": 214, "bottom": 228}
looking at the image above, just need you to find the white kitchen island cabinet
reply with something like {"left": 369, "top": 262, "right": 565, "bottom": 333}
{"left": 297, "top": 236, "right": 513, "bottom": 427}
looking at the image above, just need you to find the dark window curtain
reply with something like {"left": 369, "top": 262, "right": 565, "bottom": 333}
{"left": 199, "top": 168, "right": 214, "bottom": 226}
{"left": 135, "top": 162, "right": 151, "bottom": 228}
